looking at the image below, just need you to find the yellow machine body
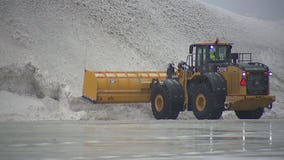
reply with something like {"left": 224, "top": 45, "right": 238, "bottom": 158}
{"left": 82, "top": 70, "right": 166, "bottom": 103}
{"left": 219, "top": 66, "right": 275, "bottom": 111}
{"left": 174, "top": 65, "right": 275, "bottom": 111}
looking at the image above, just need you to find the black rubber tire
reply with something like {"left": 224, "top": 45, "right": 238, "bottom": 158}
{"left": 235, "top": 107, "right": 264, "bottom": 119}
{"left": 191, "top": 83, "right": 222, "bottom": 120}
{"left": 151, "top": 80, "right": 183, "bottom": 119}
{"left": 187, "top": 81, "right": 198, "bottom": 111}
{"left": 150, "top": 83, "right": 174, "bottom": 119}
{"left": 164, "top": 79, "right": 184, "bottom": 119}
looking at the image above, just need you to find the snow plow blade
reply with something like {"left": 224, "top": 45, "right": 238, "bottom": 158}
{"left": 82, "top": 69, "right": 166, "bottom": 103}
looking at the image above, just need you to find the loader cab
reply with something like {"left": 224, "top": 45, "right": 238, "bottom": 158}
{"left": 189, "top": 42, "right": 232, "bottom": 73}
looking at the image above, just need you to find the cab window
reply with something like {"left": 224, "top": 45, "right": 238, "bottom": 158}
{"left": 208, "top": 45, "right": 228, "bottom": 62}
{"left": 218, "top": 46, "right": 227, "bottom": 61}
{"left": 197, "top": 47, "right": 207, "bottom": 66}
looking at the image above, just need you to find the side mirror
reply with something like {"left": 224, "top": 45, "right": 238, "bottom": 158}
{"left": 189, "top": 45, "right": 193, "bottom": 54}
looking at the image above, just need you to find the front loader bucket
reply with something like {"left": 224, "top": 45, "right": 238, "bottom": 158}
{"left": 82, "top": 69, "right": 166, "bottom": 103}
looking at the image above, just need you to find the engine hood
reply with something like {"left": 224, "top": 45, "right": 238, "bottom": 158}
{"left": 237, "top": 63, "right": 269, "bottom": 72}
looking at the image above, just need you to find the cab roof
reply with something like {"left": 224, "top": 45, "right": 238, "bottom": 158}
{"left": 191, "top": 38, "right": 233, "bottom": 46}
{"left": 192, "top": 42, "right": 234, "bottom": 46}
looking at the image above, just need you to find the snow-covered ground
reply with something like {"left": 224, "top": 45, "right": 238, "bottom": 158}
{"left": 0, "top": 0, "right": 283, "bottom": 121}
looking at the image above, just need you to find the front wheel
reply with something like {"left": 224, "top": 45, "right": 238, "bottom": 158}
{"left": 191, "top": 83, "right": 222, "bottom": 120}
{"left": 235, "top": 108, "right": 264, "bottom": 119}
{"left": 150, "top": 80, "right": 184, "bottom": 120}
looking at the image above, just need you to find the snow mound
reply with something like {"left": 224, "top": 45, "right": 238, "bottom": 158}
{"left": 0, "top": 63, "right": 44, "bottom": 98}
{"left": 0, "top": 63, "right": 68, "bottom": 101}
{"left": 0, "top": 63, "right": 85, "bottom": 121}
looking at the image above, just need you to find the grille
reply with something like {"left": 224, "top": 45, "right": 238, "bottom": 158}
{"left": 246, "top": 71, "right": 268, "bottom": 95}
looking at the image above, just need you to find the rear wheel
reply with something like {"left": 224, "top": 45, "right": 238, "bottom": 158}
{"left": 191, "top": 83, "right": 222, "bottom": 120}
{"left": 235, "top": 107, "right": 264, "bottom": 119}
{"left": 151, "top": 80, "right": 184, "bottom": 119}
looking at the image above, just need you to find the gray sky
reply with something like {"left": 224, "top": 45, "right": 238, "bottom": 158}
{"left": 199, "top": 0, "right": 284, "bottom": 21}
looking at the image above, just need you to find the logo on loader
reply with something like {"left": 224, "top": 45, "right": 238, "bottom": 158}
{"left": 109, "top": 78, "right": 116, "bottom": 84}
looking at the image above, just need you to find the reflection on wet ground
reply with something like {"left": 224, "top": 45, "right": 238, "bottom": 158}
{"left": 0, "top": 120, "right": 283, "bottom": 160}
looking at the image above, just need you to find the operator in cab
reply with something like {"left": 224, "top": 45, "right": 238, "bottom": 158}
{"left": 209, "top": 45, "right": 216, "bottom": 61}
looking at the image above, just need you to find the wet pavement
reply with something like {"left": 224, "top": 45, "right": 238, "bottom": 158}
{"left": 0, "top": 120, "right": 284, "bottom": 160}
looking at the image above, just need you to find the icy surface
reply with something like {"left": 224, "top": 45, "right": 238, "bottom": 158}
{"left": 0, "top": 0, "right": 283, "bottom": 121}
{"left": 0, "top": 120, "right": 283, "bottom": 159}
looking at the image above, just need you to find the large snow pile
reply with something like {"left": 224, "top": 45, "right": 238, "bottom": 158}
{"left": 0, "top": 63, "right": 85, "bottom": 121}
{"left": 0, "top": 0, "right": 283, "bottom": 121}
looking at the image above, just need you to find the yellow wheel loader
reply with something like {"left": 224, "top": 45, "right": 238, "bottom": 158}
{"left": 82, "top": 39, "right": 275, "bottom": 120}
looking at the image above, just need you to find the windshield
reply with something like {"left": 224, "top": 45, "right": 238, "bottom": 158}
{"left": 209, "top": 45, "right": 228, "bottom": 62}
